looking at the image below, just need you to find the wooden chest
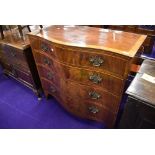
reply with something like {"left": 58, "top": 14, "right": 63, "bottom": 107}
{"left": 0, "top": 29, "right": 41, "bottom": 97}
{"left": 119, "top": 59, "right": 155, "bottom": 128}
{"left": 28, "top": 26, "right": 146, "bottom": 128}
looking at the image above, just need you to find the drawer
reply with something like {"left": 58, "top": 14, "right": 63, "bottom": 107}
{"left": 33, "top": 51, "right": 54, "bottom": 68}
{"left": 41, "top": 78, "right": 60, "bottom": 98}
{"left": 36, "top": 64, "right": 60, "bottom": 87}
{"left": 1, "top": 44, "right": 29, "bottom": 67}
{"left": 29, "top": 36, "right": 57, "bottom": 58}
{"left": 61, "top": 80, "right": 120, "bottom": 113}
{"left": 59, "top": 63, "right": 124, "bottom": 96}
{"left": 63, "top": 96, "right": 116, "bottom": 127}
{"left": 52, "top": 46, "right": 128, "bottom": 77}
{"left": 11, "top": 66, "right": 33, "bottom": 86}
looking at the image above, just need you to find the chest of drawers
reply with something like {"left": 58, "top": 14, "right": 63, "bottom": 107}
{"left": 0, "top": 29, "right": 41, "bottom": 97}
{"left": 28, "top": 26, "right": 146, "bottom": 128}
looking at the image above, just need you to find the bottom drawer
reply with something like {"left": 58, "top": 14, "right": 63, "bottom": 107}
{"left": 63, "top": 96, "right": 117, "bottom": 128}
{"left": 14, "top": 68, "right": 33, "bottom": 86}
{"left": 41, "top": 78, "right": 60, "bottom": 99}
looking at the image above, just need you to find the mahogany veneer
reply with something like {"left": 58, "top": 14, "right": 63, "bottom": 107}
{"left": 0, "top": 27, "right": 41, "bottom": 97}
{"left": 28, "top": 25, "right": 146, "bottom": 128}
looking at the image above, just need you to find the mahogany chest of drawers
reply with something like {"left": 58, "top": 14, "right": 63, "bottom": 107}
{"left": 28, "top": 26, "right": 146, "bottom": 128}
{"left": 119, "top": 59, "right": 155, "bottom": 128}
{"left": 0, "top": 29, "right": 41, "bottom": 96}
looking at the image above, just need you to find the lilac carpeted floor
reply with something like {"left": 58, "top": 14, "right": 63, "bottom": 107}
{"left": 0, "top": 45, "right": 155, "bottom": 129}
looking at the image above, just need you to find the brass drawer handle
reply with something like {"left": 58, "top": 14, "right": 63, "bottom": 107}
{"left": 10, "top": 52, "right": 16, "bottom": 57}
{"left": 89, "top": 56, "right": 104, "bottom": 67}
{"left": 49, "top": 86, "right": 56, "bottom": 93}
{"left": 43, "top": 57, "right": 51, "bottom": 66}
{"left": 89, "top": 91, "right": 101, "bottom": 100}
{"left": 47, "top": 72, "right": 53, "bottom": 80}
{"left": 89, "top": 73, "right": 102, "bottom": 84}
{"left": 88, "top": 106, "right": 99, "bottom": 114}
{"left": 41, "top": 42, "right": 51, "bottom": 52}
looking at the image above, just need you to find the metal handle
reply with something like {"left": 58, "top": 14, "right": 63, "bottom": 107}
{"left": 89, "top": 56, "right": 104, "bottom": 67}
{"left": 88, "top": 106, "right": 99, "bottom": 114}
{"left": 89, "top": 73, "right": 102, "bottom": 84}
{"left": 49, "top": 86, "right": 56, "bottom": 93}
{"left": 43, "top": 57, "right": 51, "bottom": 66}
{"left": 47, "top": 72, "right": 53, "bottom": 80}
{"left": 41, "top": 42, "right": 51, "bottom": 52}
{"left": 89, "top": 91, "right": 101, "bottom": 100}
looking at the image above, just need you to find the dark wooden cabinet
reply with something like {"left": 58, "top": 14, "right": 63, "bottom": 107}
{"left": 28, "top": 25, "right": 146, "bottom": 128}
{"left": 119, "top": 59, "right": 155, "bottom": 129}
{"left": 0, "top": 29, "right": 41, "bottom": 97}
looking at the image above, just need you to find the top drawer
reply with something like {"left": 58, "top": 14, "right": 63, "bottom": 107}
{"left": 29, "top": 37, "right": 129, "bottom": 78}
{"left": 1, "top": 44, "right": 28, "bottom": 66}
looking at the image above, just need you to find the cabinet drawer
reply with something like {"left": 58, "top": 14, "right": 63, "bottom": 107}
{"left": 63, "top": 96, "right": 116, "bottom": 127}
{"left": 36, "top": 64, "right": 60, "bottom": 87}
{"left": 11, "top": 66, "right": 33, "bottom": 86}
{"left": 52, "top": 46, "right": 128, "bottom": 77}
{"left": 29, "top": 36, "right": 56, "bottom": 58}
{"left": 41, "top": 78, "right": 59, "bottom": 98}
{"left": 1, "top": 44, "right": 28, "bottom": 67}
{"left": 62, "top": 80, "right": 120, "bottom": 113}
{"left": 33, "top": 51, "right": 54, "bottom": 68}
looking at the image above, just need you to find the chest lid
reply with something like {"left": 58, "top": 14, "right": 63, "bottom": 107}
{"left": 28, "top": 25, "right": 147, "bottom": 58}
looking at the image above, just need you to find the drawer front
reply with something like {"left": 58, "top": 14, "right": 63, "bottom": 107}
{"left": 36, "top": 64, "right": 60, "bottom": 87}
{"left": 82, "top": 102, "right": 116, "bottom": 126}
{"left": 63, "top": 96, "right": 116, "bottom": 127}
{"left": 41, "top": 78, "right": 59, "bottom": 98}
{"left": 51, "top": 46, "right": 127, "bottom": 77}
{"left": 61, "top": 80, "right": 120, "bottom": 113}
{"left": 29, "top": 37, "right": 57, "bottom": 58}
{"left": 33, "top": 51, "right": 54, "bottom": 68}
{"left": 1, "top": 45, "right": 29, "bottom": 67}
{"left": 11, "top": 66, "right": 33, "bottom": 86}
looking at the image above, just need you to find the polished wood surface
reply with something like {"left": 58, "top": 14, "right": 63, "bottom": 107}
{"left": 0, "top": 27, "right": 41, "bottom": 96}
{"left": 28, "top": 25, "right": 146, "bottom": 128}
{"left": 109, "top": 25, "right": 155, "bottom": 54}
{"left": 0, "top": 28, "right": 30, "bottom": 50}
{"left": 29, "top": 25, "right": 146, "bottom": 58}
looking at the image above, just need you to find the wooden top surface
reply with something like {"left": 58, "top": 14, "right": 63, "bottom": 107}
{"left": 0, "top": 26, "right": 41, "bottom": 50}
{"left": 0, "top": 28, "right": 30, "bottom": 50}
{"left": 29, "top": 25, "right": 147, "bottom": 57}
